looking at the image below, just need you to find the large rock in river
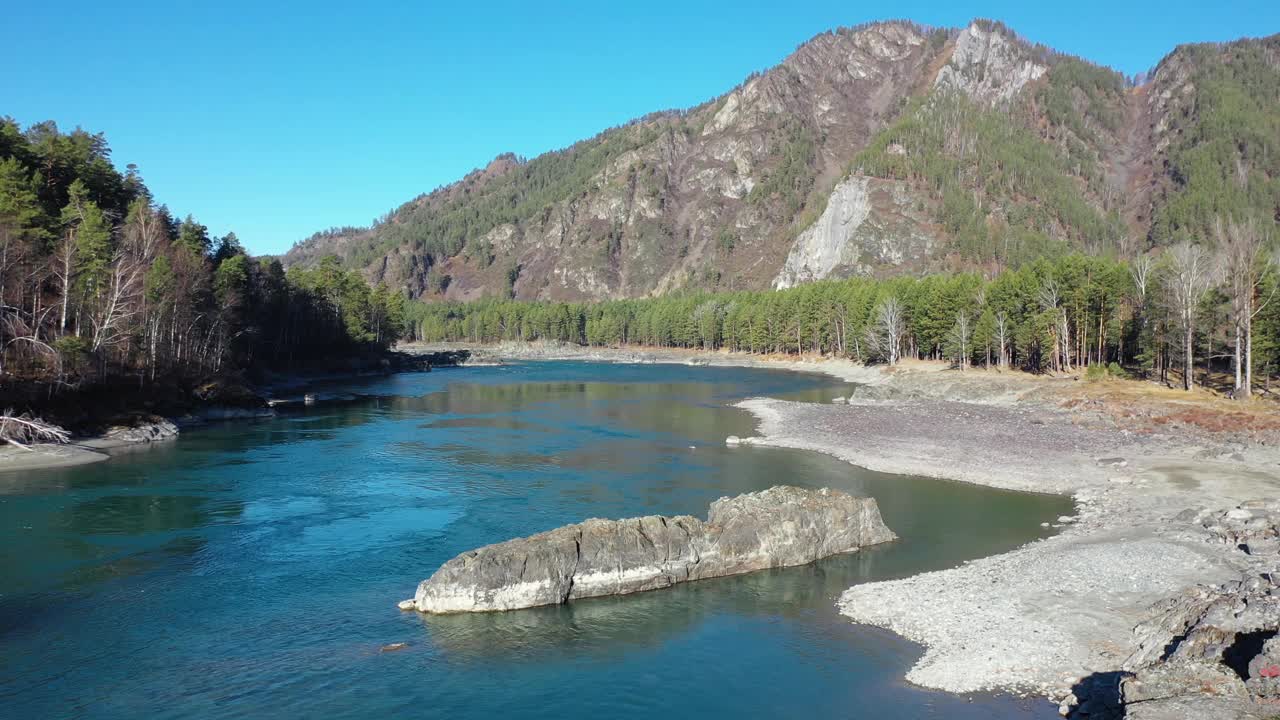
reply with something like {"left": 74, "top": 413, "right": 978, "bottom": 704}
{"left": 400, "top": 486, "right": 896, "bottom": 613}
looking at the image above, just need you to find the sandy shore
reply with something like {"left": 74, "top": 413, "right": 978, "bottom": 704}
{"left": 0, "top": 419, "right": 183, "bottom": 475}
{"left": 0, "top": 442, "right": 112, "bottom": 473}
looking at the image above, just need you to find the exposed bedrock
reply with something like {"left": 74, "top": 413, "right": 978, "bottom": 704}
{"left": 1064, "top": 503, "right": 1280, "bottom": 719}
{"left": 399, "top": 486, "right": 896, "bottom": 614}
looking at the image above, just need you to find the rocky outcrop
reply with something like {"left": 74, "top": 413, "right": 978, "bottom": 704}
{"left": 1097, "top": 573, "right": 1280, "bottom": 720}
{"left": 1064, "top": 504, "right": 1280, "bottom": 719}
{"left": 98, "top": 419, "right": 179, "bottom": 444}
{"left": 772, "top": 175, "right": 934, "bottom": 289}
{"left": 399, "top": 486, "right": 895, "bottom": 613}
{"left": 934, "top": 21, "right": 1047, "bottom": 105}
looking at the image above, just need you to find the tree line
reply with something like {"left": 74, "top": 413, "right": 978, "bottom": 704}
{"left": 0, "top": 118, "right": 407, "bottom": 398}
{"left": 409, "top": 233, "right": 1279, "bottom": 397}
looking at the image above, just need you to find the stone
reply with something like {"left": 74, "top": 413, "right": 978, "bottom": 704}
{"left": 401, "top": 486, "right": 896, "bottom": 613}
{"left": 724, "top": 435, "right": 742, "bottom": 446}
{"left": 1115, "top": 572, "right": 1280, "bottom": 713}
{"left": 100, "top": 419, "right": 179, "bottom": 444}
{"left": 934, "top": 22, "right": 1048, "bottom": 105}
{"left": 1245, "top": 637, "right": 1280, "bottom": 699}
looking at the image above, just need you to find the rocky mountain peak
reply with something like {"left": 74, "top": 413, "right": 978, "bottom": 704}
{"left": 934, "top": 20, "right": 1048, "bottom": 105}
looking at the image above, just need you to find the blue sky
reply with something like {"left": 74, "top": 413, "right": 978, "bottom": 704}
{"left": 3, "top": 1, "right": 1275, "bottom": 255}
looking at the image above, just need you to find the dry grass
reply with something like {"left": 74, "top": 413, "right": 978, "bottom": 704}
{"left": 1054, "top": 373, "right": 1280, "bottom": 438}
{"left": 885, "top": 359, "right": 1280, "bottom": 439}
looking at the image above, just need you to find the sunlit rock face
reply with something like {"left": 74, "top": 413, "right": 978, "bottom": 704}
{"left": 773, "top": 175, "right": 934, "bottom": 289}
{"left": 402, "top": 486, "right": 896, "bottom": 613}
{"left": 934, "top": 22, "right": 1047, "bottom": 105}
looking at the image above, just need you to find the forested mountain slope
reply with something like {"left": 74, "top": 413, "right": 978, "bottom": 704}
{"left": 284, "top": 20, "right": 1280, "bottom": 302}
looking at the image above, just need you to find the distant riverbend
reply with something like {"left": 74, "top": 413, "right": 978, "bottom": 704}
{"left": 1, "top": 362, "right": 1068, "bottom": 719}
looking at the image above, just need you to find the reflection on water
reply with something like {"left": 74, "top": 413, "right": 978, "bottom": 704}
{"left": 0, "top": 362, "right": 1067, "bottom": 719}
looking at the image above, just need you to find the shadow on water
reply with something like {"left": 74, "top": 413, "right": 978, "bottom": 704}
{"left": 0, "top": 361, "right": 1068, "bottom": 720}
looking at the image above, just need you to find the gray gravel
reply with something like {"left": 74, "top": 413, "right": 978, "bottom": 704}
{"left": 736, "top": 386, "right": 1280, "bottom": 710}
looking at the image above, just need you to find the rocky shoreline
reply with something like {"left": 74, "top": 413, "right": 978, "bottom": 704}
{"left": 412, "top": 341, "right": 1280, "bottom": 717}
{"left": 11, "top": 340, "right": 1279, "bottom": 717}
{"left": 731, "top": 372, "right": 1280, "bottom": 719}
{"left": 401, "top": 486, "right": 895, "bottom": 613}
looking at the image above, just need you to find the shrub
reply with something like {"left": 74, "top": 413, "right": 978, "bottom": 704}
{"left": 53, "top": 336, "right": 91, "bottom": 367}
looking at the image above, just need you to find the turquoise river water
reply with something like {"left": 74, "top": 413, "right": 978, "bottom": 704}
{"left": 1, "top": 362, "right": 1069, "bottom": 719}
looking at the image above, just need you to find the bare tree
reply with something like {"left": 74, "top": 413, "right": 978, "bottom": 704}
{"left": 1130, "top": 255, "right": 1153, "bottom": 302}
{"left": 865, "top": 297, "right": 905, "bottom": 365}
{"left": 994, "top": 311, "right": 1010, "bottom": 370}
{"left": 124, "top": 201, "right": 165, "bottom": 262}
{"left": 1165, "top": 242, "right": 1216, "bottom": 391}
{"left": 1038, "top": 278, "right": 1071, "bottom": 372}
{"left": 948, "top": 311, "right": 972, "bottom": 370}
{"left": 89, "top": 246, "right": 145, "bottom": 353}
{"left": 0, "top": 411, "right": 70, "bottom": 448}
{"left": 51, "top": 231, "right": 77, "bottom": 333}
{"left": 1216, "top": 216, "right": 1276, "bottom": 398}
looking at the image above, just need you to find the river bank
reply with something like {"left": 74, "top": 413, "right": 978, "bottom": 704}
{"left": 0, "top": 413, "right": 255, "bottom": 473}
{"left": 11, "top": 341, "right": 1277, "bottom": 716}
{"left": 400, "top": 340, "right": 889, "bottom": 383}
{"left": 408, "top": 341, "right": 1280, "bottom": 718}
{"left": 0, "top": 352, "right": 444, "bottom": 474}
{"left": 737, "top": 378, "right": 1279, "bottom": 718}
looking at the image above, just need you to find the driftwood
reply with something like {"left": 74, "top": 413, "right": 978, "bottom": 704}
{"left": 0, "top": 411, "right": 71, "bottom": 449}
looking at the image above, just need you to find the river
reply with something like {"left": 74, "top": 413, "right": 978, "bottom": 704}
{"left": 1, "top": 362, "right": 1068, "bottom": 718}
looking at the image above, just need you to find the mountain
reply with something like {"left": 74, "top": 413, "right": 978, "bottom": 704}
{"left": 283, "top": 20, "right": 1280, "bottom": 302}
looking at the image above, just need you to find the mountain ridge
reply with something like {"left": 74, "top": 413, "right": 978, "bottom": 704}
{"left": 284, "top": 19, "right": 1279, "bottom": 302}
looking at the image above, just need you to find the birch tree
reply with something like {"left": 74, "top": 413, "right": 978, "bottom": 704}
{"left": 1216, "top": 216, "right": 1275, "bottom": 398}
{"left": 865, "top": 296, "right": 904, "bottom": 365}
{"left": 1165, "top": 242, "right": 1216, "bottom": 391}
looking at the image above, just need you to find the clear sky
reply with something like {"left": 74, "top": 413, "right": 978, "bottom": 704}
{"left": 3, "top": 0, "right": 1275, "bottom": 255}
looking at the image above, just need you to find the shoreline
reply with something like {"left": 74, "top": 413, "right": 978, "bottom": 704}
{"left": 10, "top": 342, "right": 1278, "bottom": 715}
{"left": 729, "top": 378, "right": 1280, "bottom": 717}
{"left": 0, "top": 357, "right": 439, "bottom": 475}
{"left": 419, "top": 342, "right": 1280, "bottom": 715}
{"left": 401, "top": 340, "right": 892, "bottom": 384}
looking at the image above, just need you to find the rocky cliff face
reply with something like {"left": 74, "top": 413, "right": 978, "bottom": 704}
{"left": 773, "top": 175, "right": 935, "bottom": 288}
{"left": 934, "top": 22, "right": 1048, "bottom": 104}
{"left": 285, "top": 21, "right": 1279, "bottom": 302}
{"left": 399, "top": 486, "right": 895, "bottom": 613}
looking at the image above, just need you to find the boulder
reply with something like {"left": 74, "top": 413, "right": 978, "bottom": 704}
{"left": 401, "top": 486, "right": 896, "bottom": 613}
{"left": 1108, "top": 572, "right": 1280, "bottom": 716}
{"left": 101, "top": 419, "right": 179, "bottom": 444}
